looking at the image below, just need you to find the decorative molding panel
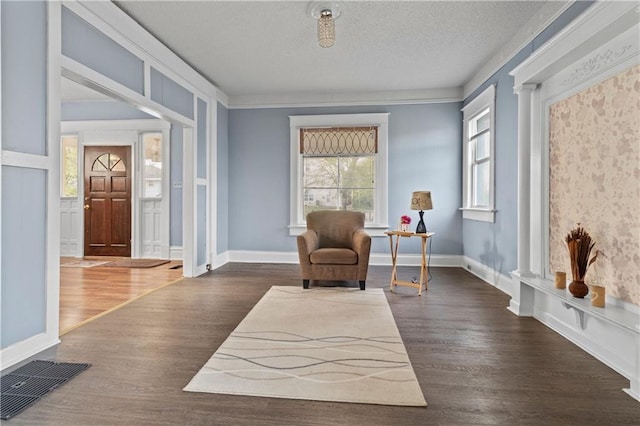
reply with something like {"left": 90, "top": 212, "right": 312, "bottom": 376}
{"left": 141, "top": 199, "right": 163, "bottom": 258}
{"left": 60, "top": 199, "right": 80, "bottom": 256}
{"left": 169, "top": 246, "right": 183, "bottom": 260}
{"left": 561, "top": 44, "right": 634, "bottom": 86}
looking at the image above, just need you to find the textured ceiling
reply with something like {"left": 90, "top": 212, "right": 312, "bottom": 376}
{"left": 109, "top": 1, "right": 563, "bottom": 105}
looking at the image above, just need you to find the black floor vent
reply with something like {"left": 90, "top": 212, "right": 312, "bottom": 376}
{"left": 0, "top": 360, "right": 90, "bottom": 420}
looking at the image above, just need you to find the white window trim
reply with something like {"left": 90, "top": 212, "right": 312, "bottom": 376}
{"left": 289, "top": 113, "right": 389, "bottom": 236}
{"left": 461, "top": 85, "right": 496, "bottom": 223}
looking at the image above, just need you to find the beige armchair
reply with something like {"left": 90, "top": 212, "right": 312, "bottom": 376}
{"left": 296, "top": 210, "right": 372, "bottom": 290}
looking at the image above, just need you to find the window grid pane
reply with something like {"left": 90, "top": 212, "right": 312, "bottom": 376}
{"left": 61, "top": 135, "right": 78, "bottom": 197}
{"left": 302, "top": 154, "right": 375, "bottom": 222}
{"left": 142, "top": 132, "right": 162, "bottom": 198}
{"left": 473, "top": 160, "right": 490, "bottom": 207}
{"left": 473, "top": 132, "right": 490, "bottom": 161}
{"left": 469, "top": 108, "right": 490, "bottom": 138}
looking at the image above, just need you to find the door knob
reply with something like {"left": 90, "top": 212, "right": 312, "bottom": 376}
{"left": 84, "top": 204, "right": 90, "bottom": 210}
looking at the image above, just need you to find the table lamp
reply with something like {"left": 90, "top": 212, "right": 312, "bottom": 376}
{"left": 410, "top": 191, "right": 432, "bottom": 234}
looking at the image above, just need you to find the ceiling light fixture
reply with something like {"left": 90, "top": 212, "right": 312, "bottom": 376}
{"left": 309, "top": 2, "right": 341, "bottom": 48}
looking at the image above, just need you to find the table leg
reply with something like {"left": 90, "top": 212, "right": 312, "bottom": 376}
{"left": 389, "top": 235, "right": 400, "bottom": 291}
{"left": 418, "top": 236, "right": 427, "bottom": 295}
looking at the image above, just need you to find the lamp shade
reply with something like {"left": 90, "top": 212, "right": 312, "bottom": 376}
{"left": 410, "top": 191, "right": 432, "bottom": 211}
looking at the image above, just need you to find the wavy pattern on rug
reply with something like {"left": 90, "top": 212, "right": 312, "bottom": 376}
{"left": 184, "top": 286, "right": 426, "bottom": 406}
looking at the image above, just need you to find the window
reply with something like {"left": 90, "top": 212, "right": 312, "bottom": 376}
{"left": 290, "top": 114, "right": 389, "bottom": 236}
{"left": 461, "top": 85, "right": 495, "bottom": 222}
{"left": 60, "top": 134, "right": 78, "bottom": 197}
{"left": 141, "top": 132, "right": 163, "bottom": 198}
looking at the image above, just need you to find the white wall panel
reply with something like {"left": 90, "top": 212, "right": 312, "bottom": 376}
{"left": 60, "top": 199, "right": 80, "bottom": 256}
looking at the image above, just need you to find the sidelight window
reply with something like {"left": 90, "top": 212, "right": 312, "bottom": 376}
{"left": 60, "top": 134, "right": 79, "bottom": 197}
{"left": 141, "top": 132, "right": 163, "bottom": 198}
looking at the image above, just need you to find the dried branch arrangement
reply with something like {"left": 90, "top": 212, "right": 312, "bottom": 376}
{"left": 565, "top": 224, "right": 598, "bottom": 282}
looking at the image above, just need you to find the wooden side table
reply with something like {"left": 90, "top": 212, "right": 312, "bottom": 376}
{"left": 385, "top": 231, "right": 435, "bottom": 296}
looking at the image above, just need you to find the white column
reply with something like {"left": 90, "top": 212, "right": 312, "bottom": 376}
{"left": 508, "top": 83, "right": 537, "bottom": 317}
{"left": 514, "top": 83, "right": 537, "bottom": 277}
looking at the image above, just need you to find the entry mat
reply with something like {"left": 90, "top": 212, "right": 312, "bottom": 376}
{"left": 0, "top": 360, "right": 90, "bottom": 420}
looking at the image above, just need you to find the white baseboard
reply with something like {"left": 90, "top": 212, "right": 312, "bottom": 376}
{"left": 212, "top": 251, "right": 229, "bottom": 270}
{"left": 226, "top": 250, "right": 463, "bottom": 267}
{"left": 228, "top": 250, "right": 299, "bottom": 264}
{"left": 169, "top": 246, "right": 183, "bottom": 260}
{"left": 462, "top": 256, "right": 513, "bottom": 296}
{"left": 0, "top": 333, "right": 60, "bottom": 371}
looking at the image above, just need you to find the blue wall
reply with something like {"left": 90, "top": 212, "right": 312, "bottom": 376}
{"left": 2, "top": 1, "right": 47, "bottom": 156}
{"left": 217, "top": 103, "right": 229, "bottom": 254}
{"left": 1, "top": 1, "right": 48, "bottom": 349}
{"left": 62, "top": 6, "right": 144, "bottom": 95}
{"left": 462, "top": 1, "right": 594, "bottom": 275}
{"left": 62, "top": 100, "right": 154, "bottom": 121}
{"left": 228, "top": 103, "right": 463, "bottom": 255}
{"left": 150, "top": 67, "right": 194, "bottom": 120}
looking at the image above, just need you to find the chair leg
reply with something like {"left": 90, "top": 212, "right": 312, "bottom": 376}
{"left": 359, "top": 280, "right": 366, "bottom": 290}
{"left": 303, "top": 279, "right": 310, "bottom": 289}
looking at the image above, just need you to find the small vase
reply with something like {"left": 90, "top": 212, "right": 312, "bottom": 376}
{"left": 569, "top": 280, "right": 589, "bottom": 298}
{"left": 400, "top": 223, "right": 409, "bottom": 232}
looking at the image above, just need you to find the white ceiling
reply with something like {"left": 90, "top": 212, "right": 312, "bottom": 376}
{"left": 102, "top": 1, "right": 570, "bottom": 107}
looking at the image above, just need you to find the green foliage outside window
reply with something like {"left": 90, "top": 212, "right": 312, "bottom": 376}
{"left": 61, "top": 135, "right": 78, "bottom": 197}
{"left": 303, "top": 155, "right": 375, "bottom": 221}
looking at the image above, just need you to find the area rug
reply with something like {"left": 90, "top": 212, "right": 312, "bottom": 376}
{"left": 102, "top": 259, "right": 170, "bottom": 268}
{"left": 184, "top": 286, "right": 427, "bottom": 406}
{"left": 60, "top": 260, "right": 112, "bottom": 268}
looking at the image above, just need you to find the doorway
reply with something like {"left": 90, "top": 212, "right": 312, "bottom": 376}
{"left": 83, "top": 145, "right": 132, "bottom": 257}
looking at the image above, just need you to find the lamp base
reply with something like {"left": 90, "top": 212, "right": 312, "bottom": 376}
{"left": 415, "top": 210, "right": 427, "bottom": 234}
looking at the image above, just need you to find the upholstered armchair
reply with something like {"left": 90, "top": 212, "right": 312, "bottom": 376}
{"left": 296, "top": 210, "right": 372, "bottom": 290}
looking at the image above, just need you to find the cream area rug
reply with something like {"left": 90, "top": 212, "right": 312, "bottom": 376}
{"left": 184, "top": 286, "right": 427, "bottom": 407}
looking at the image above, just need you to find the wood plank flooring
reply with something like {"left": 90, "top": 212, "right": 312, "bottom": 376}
{"left": 14, "top": 264, "right": 640, "bottom": 425}
{"left": 59, "top": 257, "right": 183, "bottom": 334}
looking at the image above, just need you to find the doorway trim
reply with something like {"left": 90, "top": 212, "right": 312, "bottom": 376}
{"left": 61, "top": 119, "right": 171, "bottom": 259}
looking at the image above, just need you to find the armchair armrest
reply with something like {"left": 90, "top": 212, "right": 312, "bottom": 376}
{"left": 297, "top": 230, "right": 318, "bottom": 255}
{"left": 297, "top": 230, "right": 318, "bottom": 279}
{"left": 352, "top": 230, "right": 372, "bottom": 280}
{"left": 352, "top": 230, "right": 371, "bottom": 255}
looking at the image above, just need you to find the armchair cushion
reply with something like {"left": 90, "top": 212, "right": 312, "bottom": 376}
{"left": 310, "top": 248, "right": 358, "bottom": 265}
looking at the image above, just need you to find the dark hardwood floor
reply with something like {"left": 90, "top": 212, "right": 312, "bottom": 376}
{"left": 11, "top": 264, "right": 640, "bottom": 425}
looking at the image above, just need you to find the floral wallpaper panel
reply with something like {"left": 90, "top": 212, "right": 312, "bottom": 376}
{"left": 549, "top": 64, "right": 640, "bottom": 306}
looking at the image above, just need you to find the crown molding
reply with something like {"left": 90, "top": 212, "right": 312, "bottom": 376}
{"left": 463, "top": 0, "right": 574, "bottom": 99}
{"left": 510, "top": 1, "right": 639, "bottom": 88}
{"left": 227, "top": 87, "right": 463, "bottom": 109}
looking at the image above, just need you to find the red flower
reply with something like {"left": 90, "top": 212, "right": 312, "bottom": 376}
{"left": 400, "top": 215, "right": 411, "bottom": 224}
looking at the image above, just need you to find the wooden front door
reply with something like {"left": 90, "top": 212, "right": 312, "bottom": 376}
{"left": 84, "top": 146, "right": 132, "bottom": 257}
